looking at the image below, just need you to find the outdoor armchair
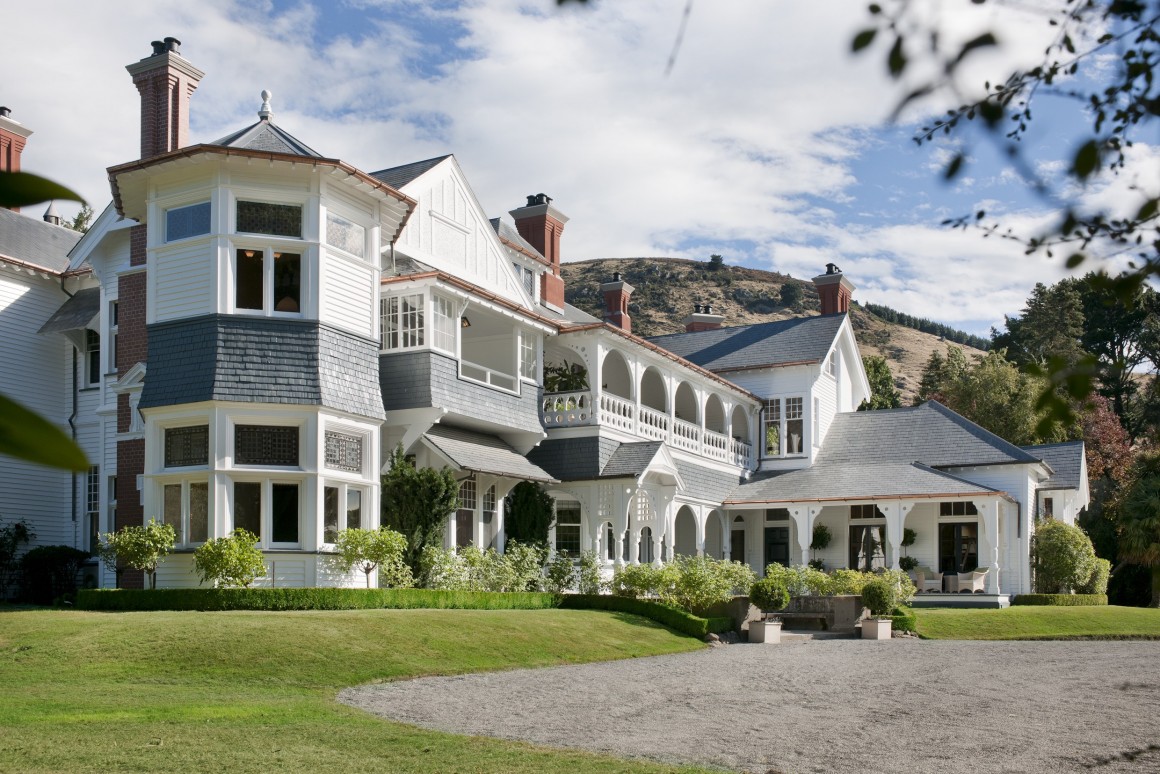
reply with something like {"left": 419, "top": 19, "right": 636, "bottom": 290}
{"left": 913, "top": 566, "right": 942, "bottom": 594}
{"left": 954, "top": 568, "right": 987, "bottom": 593}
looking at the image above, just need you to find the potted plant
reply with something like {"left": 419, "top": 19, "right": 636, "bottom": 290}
{"left": 860, "top": 578, "right": 897, "bottom": 640}
{"left": 748, "top": 577, "right": 790, "bottom": 644}
{"left": 810, "top": 524, "right": 832, "bottom": 553}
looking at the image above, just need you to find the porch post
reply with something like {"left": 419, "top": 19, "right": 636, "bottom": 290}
{"left": 447, "top": 511, "right": 457, "bottom": 550}
{"left": 696, "top": 507, "right": 706, "bottom": 557}
{"left": 789, "top": 504, "right": 810, "bottom": 566}
{"left": 723, "top": 517, "right": 732, "bottom": 562}
{"left": 614, "top": 531, "right": 625, "bottom": 568}
{"left": 652, "top": 532, "right": 663, "bottom": 567}
{"left": 881, "top": 501, "right": 904, "bottom": 570}
{"left": 977, "top": 498, "right": 1002, "bottom": 594}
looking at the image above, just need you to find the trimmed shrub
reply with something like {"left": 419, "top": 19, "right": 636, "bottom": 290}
{"left": 1033, "top": 520, "right": 1097, "bottom": 593}
{"left": 559, "top": 594, "right": 722, "bottom": 637}
{"left": 19, "top": 545, "right": 90, "bottom": 605}
{"left": 827, "top": 568, "right": 869, "bottom": 595}
{"left": 96, "top": 519, "right": 175, "bottom": 590}
{"left": 890, "top": 605, "right": 917, "bottom": 633}
{"left": 1012, "top": 593, "right": 1109, "bottom": 607}
{"left": 193, "top": 529, "right": 265, "bottom": 588}
{"left": 764, "top": 563, "right": 830, "bottom": 596}
{"left": 810, "top": 524, "right": 832, "bottom": 551}
{"left": 544, "top": 551, "right": 576, "bottom": 593}
{"left": 576, "top": 550, "right": 603, "bottom": 595}
{"left": 898, "top": 556, "right": 919, "bottom": 572}
{"left": 656, "top": 556, "right": 756, "bottom": 613}
{"left": 876, "top": 568, "right": 917, "bottom": 605}
{"left": 1079, "top": 557, "right": 1111, "bottom": 596}
{"left": 861, "top": 578, "right": 898, "bottom": 616}
{"left": 610, "top": 563, "right": 663, "bottom": 598}
{"left": 749, "top": 578, "right": 790, "bottom": 613}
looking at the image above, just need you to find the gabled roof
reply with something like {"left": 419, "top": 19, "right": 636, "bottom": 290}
{"left": 818, "top": 401, "right": 1044, "bottom": 468}
{"left": 211, "top": 118, "right": 321, "bottom": 157}
{"left": 0, "top": 208, "right": 82, "bottom": 274}
{"left": 37, "top": 287, "right": 100, "bottom": 336}
{"left": 423, "top": 425, "right": 556, "bottom": 483}
{"left": 369, "top": 155, "right": 452, "bottom": 189}
{"left": 726, "top": 462, "right": 1003, "bottom": 505}
{"left": 645, "top": 314, "right": 846, "bottom": 372}
{"left": 1021, "top": 440, "right": 1083, "bottom": 490}
{"left": 601, "top": 442, "right": 665, "bottom": 477}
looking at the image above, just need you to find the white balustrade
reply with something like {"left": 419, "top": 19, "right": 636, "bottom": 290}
{"left": 638, "top": 404, "right": 669, "bottom": 441}
{"left": 731, "top": 437, "right": 753, "bottom": 467}
{"left": 460, "top": 360, "right": 518, "bottom": 392}
{"left": 703, "top": 428, "right": 729, "bottom": 461}
{"left": 542, "top": 391, "right": 592, "bottom": 427}
{"left": 600, "top": 393, "right": 635, "bottom": 431}
{"left": 673, "top": 417, "right": 701, "bottom": 452}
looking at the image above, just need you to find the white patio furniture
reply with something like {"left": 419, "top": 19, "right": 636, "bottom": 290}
{"left": 953, "top": 568, "right": 988, "bottom": 593}
{"left": 911, "top": 566, "right": 942, "bottom": 594}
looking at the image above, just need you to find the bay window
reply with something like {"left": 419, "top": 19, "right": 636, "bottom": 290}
{"left": 231, "top": 479, "right": 300, "bottom": 546}
{"left": 431, "top": 294, "right": 457, "bottom": 354}
{"left": 323, "top": 484, "right": 365, "bottom": 544}
{"left": 161, "top": 480, "right": 209, "bottom": 544}
{"left": 233, "top": 200, "right": 303, "bottom": 316}
{"left": 381, "top": 294, "right": 424, "bottom": 350}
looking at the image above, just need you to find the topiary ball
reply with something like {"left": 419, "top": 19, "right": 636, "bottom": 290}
{"left": 749, "top": 577, "right": 790, "bottom": 612}
{"left": 861, "top": 578, "right": 898, "bottom": 617}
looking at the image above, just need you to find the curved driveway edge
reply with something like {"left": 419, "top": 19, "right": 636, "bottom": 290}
{"left": 340, "top": 640, "right": 1160, "bottom": 773}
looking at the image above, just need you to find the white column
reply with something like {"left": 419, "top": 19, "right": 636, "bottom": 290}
{"left": 696, "top": 507, "right": 706, "bottom": 557}
{"left": 446, "top": 511, "right": 456, "bottom": 550}
{"left": 881, "top": 502, "right": 904, "bottom": 571}
{"left": 789, "top": 504, "right": 811, "bottom": 566}
{"left": 723, "top": 518, "right": 733, "bottom": 562}
{"left": 614, "top": 531, "right": 625, "bottom": 568}
{"left": 977, "top": 498, "right": 1002, "bottom": 594}
{"left": 652, "top": 531, "right": 663, "bottom": 567}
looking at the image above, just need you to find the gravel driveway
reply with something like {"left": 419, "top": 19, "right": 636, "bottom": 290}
{"left": 340, "top": 639, "right": 1160, "bottom": 773}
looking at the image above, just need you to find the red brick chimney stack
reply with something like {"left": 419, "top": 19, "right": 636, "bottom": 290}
{"left": 510, "top": 193, "right": 568, "bottom": 310}
{"left": 600, "top": 272, "right": 635, "bottom": 333}
{"left": 125, "top": 37, "right": 205, "bottom": 160}
{"left": 682, "top": 302, "right": 725, "bottom": 332}
{"left": 0, "top": 107, "right": 33, "bottom": 211}
{"left": 812, "top": 263, "right": 855, "bottom": 315}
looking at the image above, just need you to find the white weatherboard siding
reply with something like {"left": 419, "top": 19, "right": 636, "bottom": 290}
{"left": 812, "top": 369, "right": 836, "bottom": 455}
{"left": 945, "top": 464, "right": 1036, "bottom": 594}
{"left": 321, "top": 251, "right": 376, "bottom": 338}
{"left": 151, "top": 239, "right": 215, "bottom": 322}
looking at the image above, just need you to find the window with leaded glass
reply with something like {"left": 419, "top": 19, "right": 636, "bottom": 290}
{"left": 161, "top": 481, "right": 209, "bottom": 546}
{"left": 165, "top": 425, "right": 209, "bottom": 468}
{"left": 324, "top": 431, "right": 363, "bottom": 473}
{"left": 431, "top": 294, "right": 456, "bottom": 354}
{"left": 189, "top": 482, "right": 209, "bottom": 543}
{"left": 235, "top": 425, "right": 299, "bottom": 466}
{"left": 325, "top": 211, "right": 365, "bottom": 258}
{"left": 237, "top": 200, "right": 302, "bottom": 238}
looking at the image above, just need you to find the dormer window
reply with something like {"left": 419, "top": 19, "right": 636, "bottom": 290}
{"left": 762, "top": 397, "right": 805, "bottom": 458}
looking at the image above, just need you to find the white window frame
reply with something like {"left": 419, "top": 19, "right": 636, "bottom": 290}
{"left": 164, "top": 200, "right": 212, "bottom": 243}
{"left": 229, "top": 477, "right": 303, "bottom": 549}
{"left": 826, "top": 350, "right": 838, "bottom": 378}
{"left": 322, "top": 481, "right": 369, "bottom": 545}
{"left": 380, "top": 292, "right": 426, "bottom": 351}
{"left": 232, "top": 242, "right": 305, "bottom": 318}
{"left": 761, "top": 396, "right": 807, "bottom": 459}
{"left": 324, "top": 209, "right": 367, "bottom": 259}
{"left": 107, "top": 300, "right": 119, "bottom": 376}
{"left": 431, "top": 293, "right": 457, "bottom": 355}
{"left": 231, "top": 422, "right": 303, "bottom": 470}
{"left": 519, "top": 330, "right": 538, "bottom": 382}
{"left": 553, "top": 500, "right": 583, "bottom": 557}
{"left": 160, "top": 478, "right": 211, "bottom": 546}
{"left": 83, "top": 329, "right": 101, "bottom": 387}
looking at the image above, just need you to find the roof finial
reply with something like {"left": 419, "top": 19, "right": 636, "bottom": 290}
{"left": 258, "top": 90, "right": 273, "bottom": 121}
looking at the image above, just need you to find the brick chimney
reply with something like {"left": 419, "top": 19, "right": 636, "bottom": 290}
{"left": 125, "top": 37, "right": 204, "bottom": 160}
{"left": 0, "top": 107, "right": 33, "bottom": 211}
{"left": 600, "top": 272, "right": 635, "bottom": 333}
{"left": 682, "top": 302, "right": 725, "bottom": 332}
{"left": 510, "top": 193, "right": 568, "bottom": 310}
{"left": 812, "top": 263, "right": 855, "bottom": 315}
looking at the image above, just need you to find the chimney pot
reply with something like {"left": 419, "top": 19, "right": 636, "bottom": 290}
{"left": 525, "top": 194, "right": 537, "bottom": 207}
{"left": 163, "top": 37, "right": 181, "bottom": 54}
{"left": 0, "top": 107, "right": 10, "bottom": 118}
{"left": 150, "top": 40, "right": 165, "bottom": 56}
{"left": 812, "top": 265, "right": 855, "bottom": 315}
{"left": 694, "top": 303, "right": 702, "bottom": 314}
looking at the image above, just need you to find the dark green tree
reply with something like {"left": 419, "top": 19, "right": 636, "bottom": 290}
{"left": 858, "top": 355, "right": 901, "bottom": 411}
{"left": 779, "top": 283, "right": 802, "bottom": 309}
{"left": 504, "top": 481, "right": 554, "bottom": 545}
{"left": 992, "top": 282, "right": 1087, "bottom": 369}
{"left": 707, "top": 254, "right": 724, "bottom": 270}
{"left": 380, "top": 445, "right": 460, "bottom": 574}
{"left": 1113, "top": 453, "right": 1160, "bottom": 608}
{"left": 915, "top": 345, "right": 968, "bottom": 406}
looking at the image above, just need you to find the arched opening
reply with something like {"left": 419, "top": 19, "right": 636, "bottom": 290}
{"left": 600, "top": 520, "right": 615, "bottom": 562}
{"left": 674, "top": 506, "right": 697, "bottom": 557}
{"left": 730, "top": 404, "right": 751, "bottom": 445}
{"left": 674, "top": 381, "right": 698, "bottom": 423}
{"left": 704, "top": 510, "right": 724, "bottom": 559}
{"left": 601, "top": 349, "right": 632, "bottom": 400}
{"left": 640, "top": 367, "right": 666, "bottom": 412}
{"left": 706, "top": 394, "right": 726, "bottom": 434}
{"left": 639, "top": 526, "right": 654, "bottom": 564}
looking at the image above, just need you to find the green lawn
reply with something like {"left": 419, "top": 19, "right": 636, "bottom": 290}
{"left": 0, "top": 608, "right": 709, "bottom": 774}
{"left": 915, "top": 605, "right": 1160, "bottom": 640}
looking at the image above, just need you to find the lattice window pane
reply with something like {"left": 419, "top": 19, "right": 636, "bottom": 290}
{"left": 324, "top": 431, "right": 363, "bottom": 472}
{"left": 235, "top": 425, "right": 299, "bottom": 466}
{"left": 237, "top": 200, "right": 302, "bottom": 237}
{"left": 165, "top": 425, "right": 209, "bottom": 467}
{"left": 325, "top": 211, "right": 365, "bottom": 258}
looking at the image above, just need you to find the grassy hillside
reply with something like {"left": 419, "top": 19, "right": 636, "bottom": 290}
{"left": 0, "top": 608, "right": 706, "bottom": 773}
{"left": 561, "top": 257, "right": 987, "bottom": 403}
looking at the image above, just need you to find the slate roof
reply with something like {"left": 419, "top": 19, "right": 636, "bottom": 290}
{"left": 424, "top": 425, "right": 556, "bottom": 483}
{"left": 816, "top": 401, "right": 1044, "bottom": 468}
{"left": 526, "top": 436, "right": 620, "bottom": 481}
{"left": 1022, "top": 440, "right": 1083, "bottom": 489}
{"left": 211, "top": 119, "right": 322, "bottom": 157}
{"left": 0, "top": 208, "right": 82, "bottom": 273}
{"left": 726, "top": 462, "right": 1001, "bottom": 504}
{"left": 37, "top": 287, "right": 100, "bottom": 334}
{"left": 645, "top": 314, "right": 845, "bottom": 372}
{"left": 370, "top": 155, "right": 451, "bottom": 189}
{"left": 601, "top": 442, "right": 665, "bottom": 477}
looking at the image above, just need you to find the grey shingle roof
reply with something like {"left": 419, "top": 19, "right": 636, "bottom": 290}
{"left": 526, "top": 436, "right": 620, "bottom": 481}
{"left": 817, "top": 401, "right": 1043, "bottom": 468}
{"left": 425, "top": 425, "right": 556, "bottom": 483}
{"left": 645, "top": 314, "right": 845, "bottom": 372}
{"left": 0, "top": 208, "right": 82, "bottom": 272}
{"left": 1021, "top": 440, "right": 1083, "bottom": 489}
{"left": 37, "top": 287, "right": 100, "bottom": 334}
{"left": 601, "top": 442, "right": 665, "bottom": 477}
{"left": 211, "top": 119, "right": 322, "bottom": 157}
{"left": 370, "top": 155, "right": 451, "bottom": 189}
{"left": 726, "top": 462, "right": 1000, "bottom": 504}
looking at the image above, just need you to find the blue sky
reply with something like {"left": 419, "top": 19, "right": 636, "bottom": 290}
{"left": 5, "top": 0, "right": 1154, "bottom": 336}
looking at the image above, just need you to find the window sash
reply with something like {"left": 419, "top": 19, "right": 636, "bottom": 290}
{"left": 431, "top": 295, "right": 456, "bottom": 354}
{"left": 381, "top": 294, "right": 425, "bottom": 350}
{"left": 519, "top": 331, "right": 537, "bottom": 381}
{"left": 165, "top": 201, "right": 211, "bottom": 242}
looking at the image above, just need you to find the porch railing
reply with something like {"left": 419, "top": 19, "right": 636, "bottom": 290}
{"left": 731, "top": 437, "right": 753, "bottom": 467}
{"left": 542, "top": 390, "right": 592, "bottom": 427}
{"left": 703, "top": 428, "right": 728, "bottom": 461}
{"left": 672, "top": 417, "right": 701, "bottom": 452}
{"left": 638, "top": 404, "right": 669, "bottom": 441}
{"left": 599, "top": 393, "right": 634, "bottom": 431}
{"left": 460, "top": 359, "right": 518, "bottom": 392}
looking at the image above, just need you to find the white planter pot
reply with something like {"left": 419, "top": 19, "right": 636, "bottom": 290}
{"left": 750, "top": 619, "right": 782, "bottom": 644}
{"left": 862, "top": 617, "right": 892, "bottom": 640}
